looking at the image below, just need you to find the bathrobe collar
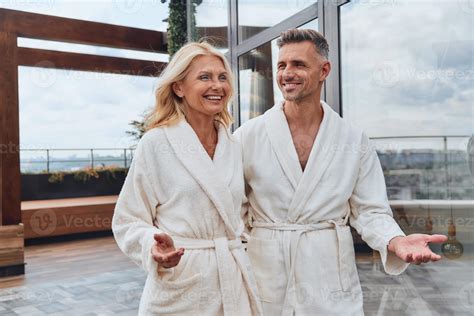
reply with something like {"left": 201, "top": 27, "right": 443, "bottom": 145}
{"left": 164, "top": 119, "right": 238, "bottom": 238}
{"left": 264, "top": 101, "right": 340, "bottom": 223}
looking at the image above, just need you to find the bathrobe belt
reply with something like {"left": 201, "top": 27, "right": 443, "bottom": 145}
{"left": 173, "top": 236, "right": 261, "bottom": 316}
{"left": 251, "top": 219, "right": 351, "bottom": 313}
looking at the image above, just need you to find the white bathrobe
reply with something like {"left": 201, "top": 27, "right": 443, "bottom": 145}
{"left": 234, "top": 101, "right": 409, "bottom": 315}
{"left": 112, "top": 119, "right": 262, "bottom": 316}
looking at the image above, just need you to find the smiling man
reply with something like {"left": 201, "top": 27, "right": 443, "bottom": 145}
{"left": 234, "top": 29, "right": 447, "bottom": 315}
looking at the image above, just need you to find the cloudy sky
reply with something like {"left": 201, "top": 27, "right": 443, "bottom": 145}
{"left": 1, "top": 0, "right": 170, "bottom": 157}
{"left": 1, "top": 0, "right": 473, "bottom": 158}
{"left": 340, "top": 0, "right": 473, "bottom": 146}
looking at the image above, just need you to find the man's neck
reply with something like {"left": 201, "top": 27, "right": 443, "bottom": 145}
{"left": 283, "top": 97, "right": 323, "bottom": 130}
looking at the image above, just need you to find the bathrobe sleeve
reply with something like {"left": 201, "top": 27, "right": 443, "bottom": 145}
{"left": 349, "top": 133, "right": 409, "bottom": 275}
{"left": 233, "top": 128, "right": 252, "bottom": 235}
{"left": 112, "top": 134, "right": 163, "bottom": 275}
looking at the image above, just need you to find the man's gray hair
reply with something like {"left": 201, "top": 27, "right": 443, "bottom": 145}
{"left": 277, "top": 28, "right": 329, "bottom": 59}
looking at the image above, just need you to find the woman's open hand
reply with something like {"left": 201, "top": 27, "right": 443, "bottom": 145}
{"left": 151, "top": 233, "right": 185, "bottom": 269}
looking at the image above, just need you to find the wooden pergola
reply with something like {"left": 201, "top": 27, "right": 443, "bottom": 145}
{"left": 0, "top": 8, "right": 167, "bottom": 276}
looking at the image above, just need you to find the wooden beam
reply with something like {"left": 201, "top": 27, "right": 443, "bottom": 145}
{"left": 0, "top": 8, "right": 167, "bottom": 54}
{"left": 18, "top": 47, "right": 166, "bottom": 77}
{"left": 0, "top": 31, "right": 21, "bottom": 226}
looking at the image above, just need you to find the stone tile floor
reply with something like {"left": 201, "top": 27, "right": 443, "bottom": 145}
{"left": 0, "top": 238, "right": 472, "bottom": 315}
{"left": 0, "top": 267, "right": 145, "bottom": 315}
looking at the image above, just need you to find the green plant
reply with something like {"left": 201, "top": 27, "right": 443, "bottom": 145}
{"left": 97, "top": 165, "right": 127, "bottom": 182}
{"left": 164, "top": 0, "right": 187, "bottom": 57}
{"left": 24, "top": 166, "right": 129, "bottom": 184}
{"left": 48, "top": 172, "right": 65, "bottom": 184}
{"left": 162, "top": 0, "right": 203, "bottom": 57}
{"left": 126, "top": 112, "right": 147, "bottom": 143}
{"left": 73, "top": 167, "right": 100, "bottom": 183}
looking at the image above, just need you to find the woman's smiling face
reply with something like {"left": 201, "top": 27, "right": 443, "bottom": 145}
{"left": 173, "top": 55, "right": 231, "bottom": 119}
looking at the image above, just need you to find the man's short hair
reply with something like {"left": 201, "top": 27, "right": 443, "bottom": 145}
{"left": 277, "top": 29, "right": 329, "bottom": 59}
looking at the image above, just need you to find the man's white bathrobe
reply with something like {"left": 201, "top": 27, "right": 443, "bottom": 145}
{"left": 112, "top": 120, "right": 262, "bottom": 316}
{"left": 234, "top": 101, "right": 409, "bottom": 315}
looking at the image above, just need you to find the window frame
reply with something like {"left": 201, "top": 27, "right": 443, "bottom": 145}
{"left": 230, "top": 0, "right": 348, "bottom": 127}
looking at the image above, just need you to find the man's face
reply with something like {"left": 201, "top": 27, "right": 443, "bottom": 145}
{"left": 276, "top": 41, "right": 330, "bottom": 103}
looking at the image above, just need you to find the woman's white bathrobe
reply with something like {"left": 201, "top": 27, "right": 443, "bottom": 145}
{"left": 234, "top": 101, "right": 409, "bottom": 315}
{"left": 112, "top": 120, "right": 262, "bottom": 316}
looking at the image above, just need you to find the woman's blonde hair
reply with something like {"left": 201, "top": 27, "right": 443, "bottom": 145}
{"left": 145, "top": 42, "right": 234, "bottom": 131}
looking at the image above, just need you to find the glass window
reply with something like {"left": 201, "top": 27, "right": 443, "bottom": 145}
{"left": 239, "top": 40, "right": 278, "bottom": 124}
{"left": 238, "top": 19, "right": 318, "bottom": 124}
{"left": 238, "top": 0, "right": 316, "bottom": 42}
{"left": 19, "top": 67, "right": 156, "bottom": 173}
{"left": 341, "top": 1, "right": 473, "bottom": 314}
{"left": 192, "top": 0, "right": 229, "bottom": 52}
{"left": 0, "top": 0, "right": 169, "bottom": 31}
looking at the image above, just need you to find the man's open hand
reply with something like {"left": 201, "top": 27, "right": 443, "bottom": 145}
{"left": 388, "top": 234, "right": 447, "bottom": 265}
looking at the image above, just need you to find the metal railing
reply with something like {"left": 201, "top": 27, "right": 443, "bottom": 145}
{"left": 369, "top": 135, "right": 472, "bottom": 201}
{"left": 19, "top": 135, "right": 472, "bottom": 174}
{"left": 20, "top": 148, "right": 136, "bottom": 173}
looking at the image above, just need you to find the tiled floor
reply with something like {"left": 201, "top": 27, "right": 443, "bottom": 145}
{"left": 0, "top": 236, "right": 472, "bottom": 315}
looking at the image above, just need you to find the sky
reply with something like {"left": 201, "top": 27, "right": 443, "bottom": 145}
{"left": 340, "top": 0, "right": 474, "bottom": 143}
{"left": 0, "top": 0, "right": 170, "bottom": 154}
{"left": 1, "top": 0, "right": 473, "bottom": 157}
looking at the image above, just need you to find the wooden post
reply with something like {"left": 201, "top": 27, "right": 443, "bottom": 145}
{"left": 0, "top": 224, "right": 24, "bottom": 277}
{"left": 0, "top": 31, "right": 21, "bottom": 226}
{"left": 0, "top": 31, "right": 24, "bottom": 277}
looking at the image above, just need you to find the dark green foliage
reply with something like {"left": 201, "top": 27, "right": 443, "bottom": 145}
{"left": 162, "top": 0, "right": 203, "bottom": 57}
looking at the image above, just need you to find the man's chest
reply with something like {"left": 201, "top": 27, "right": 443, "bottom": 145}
{"left": 289, "top": 129, "right": 318, "bottom": 171}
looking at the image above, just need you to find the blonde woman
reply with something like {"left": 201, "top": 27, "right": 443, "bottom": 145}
{"left": 112, "top": 42, "right": 262, "bottom": 315}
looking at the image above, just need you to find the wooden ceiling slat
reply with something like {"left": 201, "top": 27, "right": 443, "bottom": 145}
{"left": 17, "top": 47, "right": 166, "bottom": 77}
{"left": 0, "top": 8, "right": 167, "bottom": 53}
